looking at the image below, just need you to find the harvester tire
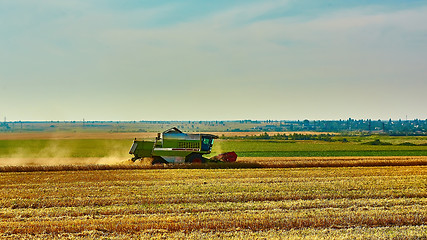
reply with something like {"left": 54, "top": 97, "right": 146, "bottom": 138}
{"left": 186, "top": 153, "right": 206, "bottom": 164}
{"left": 152, "top": 156, "right": 168, "bottom": 165}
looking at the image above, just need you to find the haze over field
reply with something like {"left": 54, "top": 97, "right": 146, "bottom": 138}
{"left": 1, "top": 0, "right": 426, "bottom": 121}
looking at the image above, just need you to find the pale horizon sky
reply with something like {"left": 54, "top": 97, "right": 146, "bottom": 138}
{"left": 1, "top": 0, "right": 426, "bottom": 121}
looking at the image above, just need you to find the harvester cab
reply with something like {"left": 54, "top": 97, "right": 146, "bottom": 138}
{"left": 129, "top": 127, "right": 237, "bottom": 164}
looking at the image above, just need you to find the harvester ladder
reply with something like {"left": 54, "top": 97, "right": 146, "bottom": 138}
{"left": 151, "top": 139, "right": 157, "bottom": 155}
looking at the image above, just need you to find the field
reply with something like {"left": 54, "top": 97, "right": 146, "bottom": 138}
{"left": 0, "top": 132, "right": 426, "bottom": 239}
{"left": 1, "top": 166, "right": 426, "bottom": 239}
{"left": 0, "top": 133, "right": 426, "bottom": 166}
{"left": 215, "top": 139, "right": 427, "bottom": 157}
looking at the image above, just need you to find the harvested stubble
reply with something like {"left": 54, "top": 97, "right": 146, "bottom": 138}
{"left": 0, "top": 166, "right": 426, "bottom": 239}
{"left": 1, "top": 156, "right": 426, "bottom": 172}
{"left": 238, "top": 156, "right": 427, "bottom": 168}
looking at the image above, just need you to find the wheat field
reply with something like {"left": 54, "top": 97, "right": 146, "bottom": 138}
{"left": 1, "top": 165, "right": 426, "bottom": 239}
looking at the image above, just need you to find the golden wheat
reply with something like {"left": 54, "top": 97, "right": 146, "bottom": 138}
{"left": 0, "top": 166, "right": 425, "bottom": 238}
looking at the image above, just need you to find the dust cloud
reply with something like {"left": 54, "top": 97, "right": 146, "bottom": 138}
{"left": 0, "top": 140, "right": 130, "bottom": 166}
{"left": 0, "top": 157, "right": 130, "bottom": 166}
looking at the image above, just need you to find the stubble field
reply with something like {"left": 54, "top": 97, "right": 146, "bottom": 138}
{"left": 1, "top": 166, "right": 426, "bottom": 239}
{"left": 0, "top": 132, "right": 426, "bottom": 239}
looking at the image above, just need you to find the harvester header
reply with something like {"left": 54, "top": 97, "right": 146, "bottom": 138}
{"left": 129, "top": 127, "right": 237, "bottom": 164}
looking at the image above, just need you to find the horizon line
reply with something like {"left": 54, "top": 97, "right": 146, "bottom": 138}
{"left": 2, "top": 119, "right": 425, "bottom": 122}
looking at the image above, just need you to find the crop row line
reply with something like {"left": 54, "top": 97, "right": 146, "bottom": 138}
{"left": 1, "top": 158, "right": 427, "bottom": 172}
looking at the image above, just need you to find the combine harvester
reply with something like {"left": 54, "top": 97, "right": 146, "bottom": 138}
{"left": 129, "top": 127, "right": 237, "bottom": 164}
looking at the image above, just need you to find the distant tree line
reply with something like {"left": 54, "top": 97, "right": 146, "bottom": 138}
{"left": 250, "top": 119, "right": 427, "bottom": 136}
{"left": 229, "top": 133, "right": 336, "bottom": 141}
{"left": 1, "top": 119, "right": 426, "bottom": 135}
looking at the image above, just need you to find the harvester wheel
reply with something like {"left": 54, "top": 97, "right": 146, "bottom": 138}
{"left": 152, "top": 156, "right": 168, "bottom": 165}
{"left": 186, "top": 153, "right": 206, "bottom": 164}
{"left": 192, "top": 157, "right": 203, "bottom": 164}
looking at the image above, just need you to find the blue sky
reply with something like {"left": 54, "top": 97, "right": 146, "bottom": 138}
{"left": 1, "top": 0, "right": 426, "bottom": 121}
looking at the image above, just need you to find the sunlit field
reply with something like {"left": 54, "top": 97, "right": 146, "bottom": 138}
{"left": 1, "top": 134, "right": 426, "bottom": 166}
{"left": 0, "top": 132, "right": 426, "bottom": 239}
{"left": 1, "top": 166, "right": 426, "bottom": 239}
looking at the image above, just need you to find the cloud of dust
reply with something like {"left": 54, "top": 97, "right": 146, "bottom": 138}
{"left": 0, "top": 140, "right": 131, "bottom": 166}
{"left": 95, "top": 140, "right": 131, "bottom": 165}
{"left": 0, "top": 140, "right": 73, "bottom": 166}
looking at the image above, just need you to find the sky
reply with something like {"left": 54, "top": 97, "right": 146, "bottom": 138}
{"left": 1, "top": 0, "right": 426, "bottom": 121}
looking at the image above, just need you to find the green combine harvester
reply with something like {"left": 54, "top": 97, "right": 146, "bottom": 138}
{"left": 129, "top": 127, "right": 237, "bottom": 164}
